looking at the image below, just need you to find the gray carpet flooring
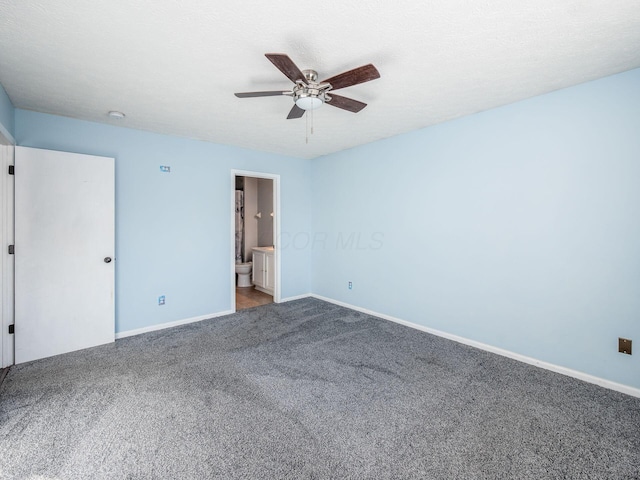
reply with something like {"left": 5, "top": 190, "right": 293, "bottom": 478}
{"left": 1, "top": 298, "right": 639, "bottom": 479}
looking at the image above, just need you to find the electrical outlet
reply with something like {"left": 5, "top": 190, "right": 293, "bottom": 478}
{"left": 619, "top": 338, "right": 632, "bottom": 355}
{"left": 158, "top": 295, "right": 166, "bottom": 306}
{"left": 348, "top": 281, "right": 352, "bottom": 290}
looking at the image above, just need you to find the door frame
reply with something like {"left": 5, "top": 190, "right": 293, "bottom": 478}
{"left": 230, "top": 169, "right": 281, "bottom": 312}
{"left": 0, "top": 127, "right": 15, "bottom": 368}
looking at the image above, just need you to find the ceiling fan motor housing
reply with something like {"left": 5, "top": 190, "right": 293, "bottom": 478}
{"left": 294, "top": 69, "right": 331, "bottom": 110}
{"left": 302, "top": 69, "right": 318, "bottom": 82}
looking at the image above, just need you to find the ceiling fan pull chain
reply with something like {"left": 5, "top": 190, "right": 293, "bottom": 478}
{"left": 306, "top": 109, "right": 309, "bottom": 144}
{"left": 311, "top": 107, "right": 314, "bottom": 135}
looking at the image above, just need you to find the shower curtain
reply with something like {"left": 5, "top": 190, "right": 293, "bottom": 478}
{"left": 235, "top": 190, "right": 244, "bottom": 263}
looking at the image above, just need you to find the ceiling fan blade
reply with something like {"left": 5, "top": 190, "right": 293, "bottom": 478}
{"left": 287, "top": 104, "right": 306, "bottom": 119}
{"left": 326, "top": 93, "right": 367, "bottom": 113}
{"left": 321, "top": 64, "right": 380, "bottom": 91}
{"left": 265, "top": 53, "right": 308, "bottom": 85}
{"left": 234, "top": 91, "right": 291, "bottom": 98}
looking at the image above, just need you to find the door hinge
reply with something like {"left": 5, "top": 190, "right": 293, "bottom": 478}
{"left": 8, "top": 245, "right": 14, "bottom": 255}
{"left": 8, "top": 165, "right": 14, "bottom": 175}
{"left": 8, "top": 325, "right": 14, "bottom": 334}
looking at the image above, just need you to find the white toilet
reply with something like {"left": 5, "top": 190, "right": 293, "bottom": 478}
{"left": 235, "top": 262, "right": 253, "bottom": 287}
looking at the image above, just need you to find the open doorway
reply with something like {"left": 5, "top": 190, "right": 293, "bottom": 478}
{"left": 230, "top": 170, "right": 280, "bottom": 312}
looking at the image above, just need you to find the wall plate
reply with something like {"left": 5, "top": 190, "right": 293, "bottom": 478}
{"left": 619, "top": 338, "right": 632, "bottom": 355}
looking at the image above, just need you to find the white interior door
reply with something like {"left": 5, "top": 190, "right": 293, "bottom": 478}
{"left": 15, "top": 146, "right": 115, "bottom": 363}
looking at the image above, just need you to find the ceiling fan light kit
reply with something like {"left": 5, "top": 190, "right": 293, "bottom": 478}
{"left": 295, "top": 95, "right": 323, "bottom": 110}
{"left": 235, "top": 53, "right": 380, "bottom": 119}
{"left": 294, "top": 70, "right": 327, "bottom": 111}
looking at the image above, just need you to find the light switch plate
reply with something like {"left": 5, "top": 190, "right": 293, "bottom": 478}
{"left": 618, "top": 338, "right": 632, "bottom": 355}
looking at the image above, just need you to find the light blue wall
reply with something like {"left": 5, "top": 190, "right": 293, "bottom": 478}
{"left": 311, "top": 68, "right": 640, "bottom": 389}
{"left": 15, "top": 110, "right": 311, "bottom": 334}
{"left": 0, "top": 82, "right": 14, "bottom": 138}
{"left": 12, "top": 68, "right": 640, "bottom": 390}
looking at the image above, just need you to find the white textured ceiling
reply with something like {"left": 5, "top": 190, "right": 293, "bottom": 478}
{"left": 0, "top": 1, "right": 639, "bottom": 159}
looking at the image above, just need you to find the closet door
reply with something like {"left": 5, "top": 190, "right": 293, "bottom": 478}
{"left": 14, "top": 147, "right": 115, "bottom": 363}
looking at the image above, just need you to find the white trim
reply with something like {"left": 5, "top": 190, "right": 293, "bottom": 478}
{"left": 310, "top": 294, "right": 640, "bottom": 399}
{"left": 115, "top": 294, "right": 310, "bottom": 340}
{"left": 280, "top": 293, "right": 311, "bottom": 303}
{"left": 0, "top": 133, "right": 14, "bottom": 368}
{"left": 230, "top": 170, "right": 281, "bottom": 314}
{"left": 115, "top": 310, "right": 233, "bottom": 340}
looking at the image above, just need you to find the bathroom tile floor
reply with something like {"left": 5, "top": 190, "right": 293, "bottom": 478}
{"left": 236, "top": 286, "right": 273, "bottom": 311}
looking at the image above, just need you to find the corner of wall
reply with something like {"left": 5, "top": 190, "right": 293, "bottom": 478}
{"left": 0, "top": 82, "right": 15, "bottom": 142}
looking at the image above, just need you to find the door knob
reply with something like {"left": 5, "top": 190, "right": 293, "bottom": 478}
{"left": 104, "top": 257, "right": 112, "bottom": 263}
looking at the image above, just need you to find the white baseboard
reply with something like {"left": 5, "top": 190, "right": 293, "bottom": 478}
{"left": 310, "top": 294, "right": 640, "bottom": 399}
{"left": 279, "top": 293, "right": 312, "bottom": 303}
{"left": 118, "top": 295, "right": 312, "bottom": 339}
{"left": 115, "top": 310, "right": 234, "bottom": 340}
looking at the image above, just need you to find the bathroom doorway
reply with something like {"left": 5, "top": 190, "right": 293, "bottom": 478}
{"left": 230, "top": 170, "right": 280, "bottom": 312}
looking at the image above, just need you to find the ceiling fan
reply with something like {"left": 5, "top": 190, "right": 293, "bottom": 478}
{"left": 235, "top": 53, "right": 380, "bottom": 119}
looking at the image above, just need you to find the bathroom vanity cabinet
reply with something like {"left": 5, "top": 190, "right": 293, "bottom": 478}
{"left": 252, "top": 247, "right": 275, "bottom": 295}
